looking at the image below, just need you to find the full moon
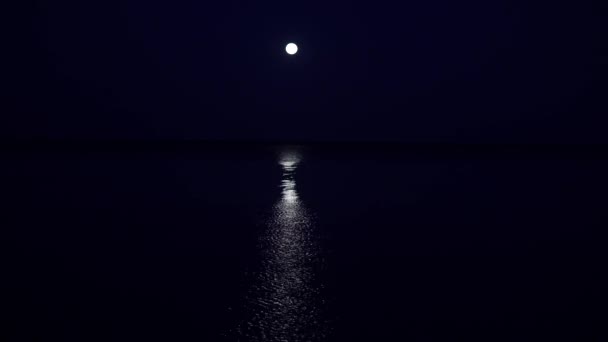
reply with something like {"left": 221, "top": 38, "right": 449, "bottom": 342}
{"left": 286, "top": 43, "right": 298, "bottom": 55}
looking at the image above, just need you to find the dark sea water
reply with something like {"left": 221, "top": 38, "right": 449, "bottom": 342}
{"left": 2, "top": 145, "right": 607, "bottom": 341}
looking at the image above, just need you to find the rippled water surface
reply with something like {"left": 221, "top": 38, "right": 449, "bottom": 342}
{"left": 237, "top": 151, "right": 327, "bottom": 341}
{"left": 2, "top": 146, "right": 607, "bottom": 341}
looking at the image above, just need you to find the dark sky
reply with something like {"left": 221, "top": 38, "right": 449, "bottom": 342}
{"left": 4, "top": 0, "right": 607, "bottom": 142}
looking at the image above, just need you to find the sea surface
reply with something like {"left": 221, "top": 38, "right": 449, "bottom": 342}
{"left": 2, "top": 145, "right": 607, "bottom": 341}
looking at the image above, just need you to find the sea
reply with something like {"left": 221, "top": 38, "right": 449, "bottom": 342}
{"left": 2, "top": 144, "right": 606, "bottom": 341}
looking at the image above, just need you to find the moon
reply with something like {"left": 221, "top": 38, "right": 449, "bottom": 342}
{"left": 285, "top": 43, "right": 298, "bottom": 55}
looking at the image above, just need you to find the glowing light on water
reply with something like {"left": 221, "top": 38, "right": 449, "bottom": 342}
{"left": 238, "top": 150, "right": 327, "bottom": 342}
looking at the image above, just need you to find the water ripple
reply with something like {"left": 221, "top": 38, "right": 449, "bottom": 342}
{"left": 237, "top": 151, "right": 328, "bottom": 342}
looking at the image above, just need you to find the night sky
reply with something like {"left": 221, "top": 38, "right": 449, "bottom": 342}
{"left": 5, "top": 0, "right": 607, "bottom": 142}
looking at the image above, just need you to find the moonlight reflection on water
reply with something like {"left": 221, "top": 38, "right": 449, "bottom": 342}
{"left": 238, "top": 151, "right": 327, "bottom": 341}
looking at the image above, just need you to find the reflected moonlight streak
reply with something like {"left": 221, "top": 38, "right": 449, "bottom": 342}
{"left": 239, "top": 151, "right": 327, "bottom": 342}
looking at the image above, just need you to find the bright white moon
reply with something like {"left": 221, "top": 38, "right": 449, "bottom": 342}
{"left": 286, "top": 43, "right": 298, "bottom": 55}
